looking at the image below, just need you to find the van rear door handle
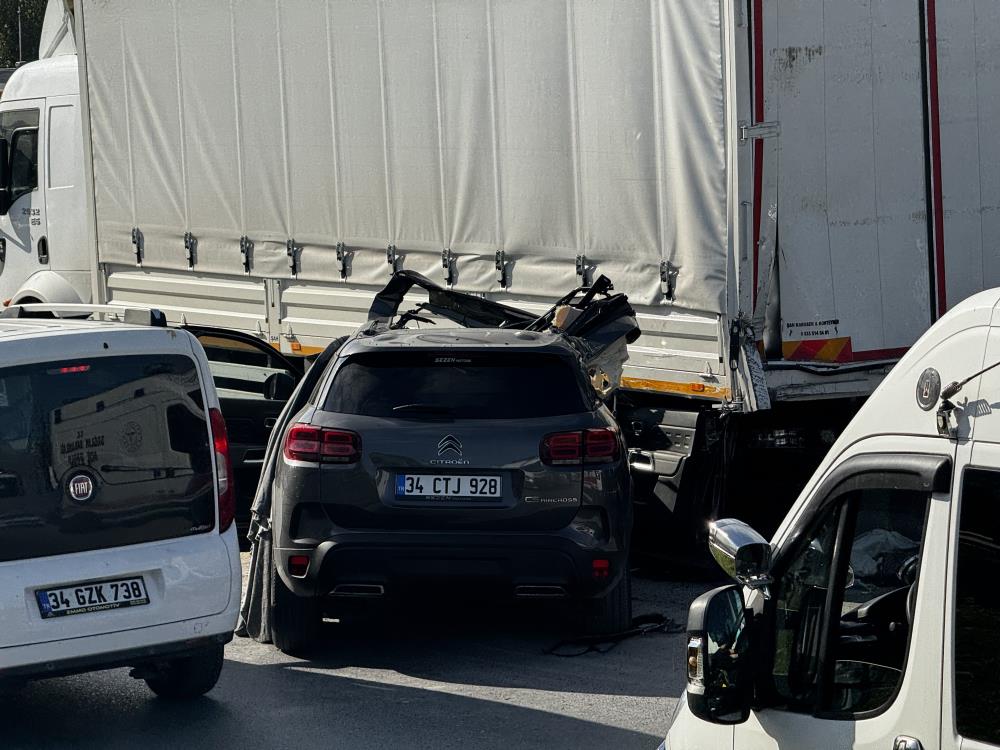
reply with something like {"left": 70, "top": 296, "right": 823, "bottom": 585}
{"left": 894, "top": 737, "right": 923, "bottom": 750}
{"left": 264, "top": 417, "right": 277, "bottom": 431}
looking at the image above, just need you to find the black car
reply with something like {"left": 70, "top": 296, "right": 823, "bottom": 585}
{"left": 259, "top": 273, "right": 639, "bottom": 654}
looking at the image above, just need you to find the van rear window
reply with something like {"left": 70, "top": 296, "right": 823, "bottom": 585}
{"left": 0, "top": 355, "right": 215, "bottom": 563}
{"left": 323, "top": 353, "right": 589, "bottom": 420}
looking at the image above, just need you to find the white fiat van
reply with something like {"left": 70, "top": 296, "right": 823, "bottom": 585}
{"left": 0, "top": 308, "right": 242, "bottom": 698}
{"left": 662, "top": 289, "right": 1000, "bottom": 750}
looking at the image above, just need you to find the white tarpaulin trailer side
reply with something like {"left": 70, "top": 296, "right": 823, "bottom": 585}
{"left": 79, "top": 0, "right": 732, "bottom": 314}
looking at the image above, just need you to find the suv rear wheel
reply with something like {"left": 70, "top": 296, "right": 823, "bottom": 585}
{"left": 582, "top": 567, "right": 632, "bottom": 636}
{"left": 144, "top": 643, "right": 224, "bottom": 699}
{"left": 271, "top": 566, "right": 321, "bottom": 655}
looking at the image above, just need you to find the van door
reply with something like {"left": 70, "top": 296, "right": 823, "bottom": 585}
{"left": 735, "top": 445, "right": 952, "bottom": 750}
{"left": 0, "top": 102, "right": 46, "bottom": 302}
{"left": 942, "top": 444, "right": 1000, "bottom": 750}
{"left": 186, "top": 328, "right": 304, "bottom": 542}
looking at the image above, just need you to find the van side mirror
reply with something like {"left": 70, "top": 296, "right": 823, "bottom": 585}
{"left": 708, "top": 518, "right": 773, "bottom": 594}
{"left": 0, "top": 137, "right": 9, "bottom": 216}
{"left": 686, "top": 584, "right": 753, "bottom": 724}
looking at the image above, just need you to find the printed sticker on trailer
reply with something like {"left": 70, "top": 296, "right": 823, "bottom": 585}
{"left": 783, "top": 320, "right": 853, "bottom": 363}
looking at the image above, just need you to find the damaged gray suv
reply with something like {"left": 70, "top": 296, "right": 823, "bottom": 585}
{"left": 262, "top": 272, "right": 639, "bottom": 654}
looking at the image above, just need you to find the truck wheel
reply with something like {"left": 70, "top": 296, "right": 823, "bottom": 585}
{"left": 271, "top": 566, "right": 320, "bottom": 656}
{"left": 582, "top": 567, "right": 633, "bottom": 637}
{"left": 144, "top": 643, "right": 224, "bottom": 700}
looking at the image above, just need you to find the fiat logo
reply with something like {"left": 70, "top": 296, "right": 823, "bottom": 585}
{"left": 68, "top": 473, "right": 95, "bottom": 504}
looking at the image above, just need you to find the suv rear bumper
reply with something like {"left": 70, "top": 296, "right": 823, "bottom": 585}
{"left": 276, "top": 530, "right": 627, "bottom": 601}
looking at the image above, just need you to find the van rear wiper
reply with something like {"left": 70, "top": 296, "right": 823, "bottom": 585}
{"left": 391, "top": 403, "right": 454, "bottom": 416}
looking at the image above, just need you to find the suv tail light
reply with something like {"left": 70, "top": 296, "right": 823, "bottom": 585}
{"left": 541, "top": 428, "right": 619, "bottom": 466}
{"left": 284, "top": 424, "right": 362, "bottom": 463}
{"left": 209, "top": 408, "right": 234, "bottom": 533}
{"left": 584, "top": 428, "right": 620, "bottom": 462}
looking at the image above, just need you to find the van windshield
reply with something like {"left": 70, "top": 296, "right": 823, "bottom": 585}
{"left": 0, "top": 355, "right": 215, "bottom": 562}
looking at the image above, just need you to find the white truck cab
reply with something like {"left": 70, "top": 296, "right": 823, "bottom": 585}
{"left": 663, "top": 289, "right": 1000, "bottom": 750}
{"left": 0, "top": 2, "right": 88, "bottom": 308}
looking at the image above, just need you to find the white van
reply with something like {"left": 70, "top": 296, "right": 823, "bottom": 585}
{"left": 0, "top": 309, "right": 242, "bottom": 698}
{"left": 662, "top": 289, "right": 1000, "bottom": 749}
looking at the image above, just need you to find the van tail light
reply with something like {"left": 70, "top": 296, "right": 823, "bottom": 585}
{"left": 541, "top": 428, "right": 619, "bottom": 466}
{"left": 209, "top": 407, "right": 234, "bottom": 533}
{"left": 284, "top": 424, "right": 361, "bottom": 464}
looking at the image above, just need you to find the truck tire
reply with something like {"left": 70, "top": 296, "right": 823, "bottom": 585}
{"left": 271, "top": 566, "right": 320, "bottom": 656}
{"left": 582, "top": 567, "right": 633, "bottom": 637}
{"left": 144, "top": 643, "right": 224, "bottom": 700}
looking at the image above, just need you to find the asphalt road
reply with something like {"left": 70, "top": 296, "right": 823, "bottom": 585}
{"left": 1, "top": 561, "right": 711, "bottom": 750}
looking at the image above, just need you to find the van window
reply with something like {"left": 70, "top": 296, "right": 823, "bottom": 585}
{"left": 769, "top": 486, "right": 930, "bottom": 716}
{"left": 196, "top": 333, "right": 296, "bottom": 401}
{"left": 954, "top": 468, "right": 1000, "bottom": 745}
{"left": 0, "top": 355, "right": 215, "bottom": 562}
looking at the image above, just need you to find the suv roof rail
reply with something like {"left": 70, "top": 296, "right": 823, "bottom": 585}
{"left": 0, "top": 303, "right": 167, "bottom": 327}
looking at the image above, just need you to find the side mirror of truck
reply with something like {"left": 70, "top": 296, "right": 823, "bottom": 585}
{"left": 686, "top": 584, "right": 753, "bottom": 724}
{"left": 708, "top": 518, "right": 773, "bottom": 593}
{"left": 0, "top": 137, "right": 9, "bottom": 216}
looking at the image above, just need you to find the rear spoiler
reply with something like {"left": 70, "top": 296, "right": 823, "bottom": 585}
{"left": 367, "top": 270, "right": 641, "bottom": 396}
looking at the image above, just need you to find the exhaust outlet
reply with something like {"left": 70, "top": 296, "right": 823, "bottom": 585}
{"left": 514, "top": 585, "right": 567, "bottom": 599}
{"left": 332, "top": 583, "right": 385, "bottom": 597}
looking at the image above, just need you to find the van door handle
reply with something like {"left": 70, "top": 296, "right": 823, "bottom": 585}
{"left": 894, "top": 737, "right": 923, "bottom": 750}
{"left": 264, "top": 417, "right": 277, "bottom": 431}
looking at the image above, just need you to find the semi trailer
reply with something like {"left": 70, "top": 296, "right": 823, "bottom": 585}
{"left": 2, "top": 0, "right": 998, "bottom": 544}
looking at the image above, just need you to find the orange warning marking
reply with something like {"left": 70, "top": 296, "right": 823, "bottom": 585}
{"left": 782, "top": 337, "right": 853, "bottom": 364}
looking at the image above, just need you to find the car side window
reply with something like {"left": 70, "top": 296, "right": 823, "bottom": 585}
{"left": 196, "top": 334, "right": 296, "bottom": 401}
{"left": 954, "top": 468, "right": 1000, "bottom": 746}
{"left": 769, "top": 485, "right": 930, "bottom": 716}
{"left": 2, "top": 109, "right": 40, "bottom": 204}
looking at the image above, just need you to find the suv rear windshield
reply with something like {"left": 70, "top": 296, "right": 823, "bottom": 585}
{"left": 0, "top": 355, "right": 215, "bottom": 563}
{"left": 323, "top": 352, "right": 589, "bottom": 419}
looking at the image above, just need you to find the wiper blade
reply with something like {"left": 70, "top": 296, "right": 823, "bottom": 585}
{"left": 391, "top": 403, "right": 453, "bottom": 415}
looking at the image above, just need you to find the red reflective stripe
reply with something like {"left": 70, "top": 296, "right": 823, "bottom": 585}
{"left": 925, "top": 0, "right": 947, "bottom": 317}
{"left": 850, "top": 347, "right": 910, "bottom": 363}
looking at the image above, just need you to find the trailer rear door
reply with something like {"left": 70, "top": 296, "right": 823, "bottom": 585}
{"left": 755, "top": 0, "right": 936, "bottom": 364}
